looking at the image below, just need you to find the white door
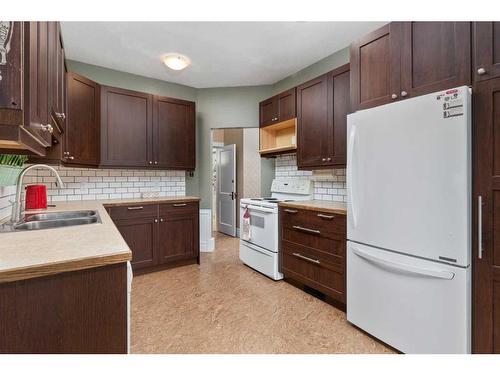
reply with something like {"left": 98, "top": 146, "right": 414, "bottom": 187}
{"left": 217, "top": 144, "right": 236, "bottom": 236}
{"left": 347, "top": 241, "right": 471, "bottom": 353}
{"left": 347, "top": 86, "right": 471, "bottom": 266}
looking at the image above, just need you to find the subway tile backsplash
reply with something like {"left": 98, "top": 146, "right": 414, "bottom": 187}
{"left": 0, "top": 165, "right": 186, "bottom": 221}
{"left": 275, "top": 154, "right": 347, "bottom": 202}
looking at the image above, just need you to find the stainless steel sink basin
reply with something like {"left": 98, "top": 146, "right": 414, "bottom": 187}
{"left": 24, "top": 210, "right": 98, "bottom": 222}
{"left": 0, "top": 210, "right": 102, "bottom": 232}
{"left": 14, "top": 216, "right": 100, "bottom": 231}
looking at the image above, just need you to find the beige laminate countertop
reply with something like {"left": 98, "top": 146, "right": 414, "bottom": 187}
{"left": 278, "top": 200, "right": 347, "bottom": 215}
{"left": 0, "top": 196, "right": 200, "bottom": 283}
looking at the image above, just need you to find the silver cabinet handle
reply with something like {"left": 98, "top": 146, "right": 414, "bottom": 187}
{"left": 160, "top": 218, "right": 164, "bottom": 222}
{"left": 317, "top": 213, "right": 335, "bottom": 220}
{"left": 391, "top": 93, "right": 398, "bottom": 99}
{"left": 148, "top": 161, "right": 153, "bottom": 165}
{"left": 292, "top": 225, "right": 320, "bottom": 235}
{"left": 292, "top": 252, "right": 320, "bottom": 265}
{"left": 154, "top": 161, "right": 158, "bottom": 165}
{"left": 284, "top": 209, "right": 298, "bottom": 214}
{"left": 154, "top": 218, "right": 158, "bottom": 223}
{"left": 478, "top": 195, "right": 483, "bottom": 259}
{"left": 68, "top": 156, "right": 74, "bottom": 160}
{"left": 477, "top": 68, "right": 486, "bottom": 76}
{"left": 173, "top": 203, "right": 187, "bottom": 207}
{"left": 41, "top": 124, "right": 53, "bottom": 133}
{"left": 56, "top": 112, "right": 66, "bottom": 120}
{"left": 401, "top": 91, "right": 408, "bottom": 97}
{"left": 127, "top": 206, "right": 144, "bottom": 210}
{"left": 322, "top": 158, "right": 326, "bottom": 162}
{"left": 327, "top": 157, "right": 332, "bottom": 161}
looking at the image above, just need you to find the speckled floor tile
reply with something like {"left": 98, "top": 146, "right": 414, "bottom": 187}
{"left": 131, "top": 233, "right": 394, "bottom": 354}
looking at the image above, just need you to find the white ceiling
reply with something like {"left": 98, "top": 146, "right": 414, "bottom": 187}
{"left": 60, "top": 22, "right": 385, "bottom": 89}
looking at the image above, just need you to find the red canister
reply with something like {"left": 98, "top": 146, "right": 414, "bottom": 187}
{"left": 25, "top": 185, "right": 47, "bottom": 210}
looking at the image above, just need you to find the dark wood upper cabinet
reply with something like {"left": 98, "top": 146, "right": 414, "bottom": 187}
{"left": 401, "top": 22, "right": 471, "bottom": 98}
{"left": 100, "top": 86, "right": 153, "bottom": 167}
{"left": 327, "top": 64, "right": 350, "bottom": 166}
{"left": 297, "top": 74, "right": 329, "bottom": 168}
{"left": 65, "top": 72, "right": 100, "bottom": 166}
{"left": 259, "top": 88, "right": 296, "bottom": 127}
{"left": 350, "top": 22, "right": 402, "bottom": 111}
{"left": 473, "top": 22, "right": 500, "bottom": 82}
{"left": 154, "top": 96, "right": 196, "bottom": 170}
{"left": 48, "top": 22, "right": 66, "bottom": 132}
{"left": 297, "top": 64, "right": 350, "bottom": 169}
{"left": 473, "top": 77, "right": 500, "bottom": 353}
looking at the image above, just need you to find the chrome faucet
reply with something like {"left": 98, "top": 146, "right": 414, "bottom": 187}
{"left": 10, "top": 164, "right": 65, "bottom": 224}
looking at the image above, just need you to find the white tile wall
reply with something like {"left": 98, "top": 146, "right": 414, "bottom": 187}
{"left": 275, "top": 154, "right": 347, "bottom": 202}
{"left": 0, "top": 165, "right": 186, "bottom": 221}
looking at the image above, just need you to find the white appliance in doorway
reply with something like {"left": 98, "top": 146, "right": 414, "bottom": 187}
{"left": 346, "top": 86, "right": 472, "bottom": 353}
{"left": 217, "top": 144, "right": 236, "bottom": 236}
{"left": 239, "top": 179, "right": 313, "bottom": 280}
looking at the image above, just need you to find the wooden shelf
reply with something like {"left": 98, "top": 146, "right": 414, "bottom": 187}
{"left": 259, "top": 118, "right": 297, "bottom": 158}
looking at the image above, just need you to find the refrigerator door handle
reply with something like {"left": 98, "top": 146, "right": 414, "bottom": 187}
{"left": 347, "top": 125, "right": 357, "bottom": 228}
{"left": 478, "top": 195, "right": 483, "bottom": 259}
{"left": 351, "top": 247, "right": 455, "bottom": 280}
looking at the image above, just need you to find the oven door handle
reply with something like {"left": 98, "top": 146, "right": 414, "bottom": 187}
{"left": 239, "top": 204, "right": 275, "bottom": 214}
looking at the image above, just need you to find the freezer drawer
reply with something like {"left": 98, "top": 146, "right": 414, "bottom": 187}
{"left": 347, "top": 241, "right": 471, "bottom": 353}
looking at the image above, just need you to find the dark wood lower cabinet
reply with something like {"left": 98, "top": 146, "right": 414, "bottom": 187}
{"left": 114, "top": 216, "right": 157, "bottom": 270}
{"left": 279, "top": 207, "right": 346, "bottom": 305}
{"left": 0, "top": 263, "right": 128, "bottom": 354}
{"left": 473, "top": 77, "right": 500, "bottom": 353}
{"left": 108, "top": 201, "right": 200, "bottom": 272}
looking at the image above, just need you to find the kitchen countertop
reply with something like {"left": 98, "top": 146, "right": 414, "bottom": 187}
{"left": 0, "top": 196, "right": 200, "bottom": 283}
{"left": 278, "top": 200, "right": 347, "bottom": 215}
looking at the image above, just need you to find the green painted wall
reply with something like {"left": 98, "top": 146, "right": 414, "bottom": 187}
{"left": 67, "top": 45, "right": 349, "bottom": 210}
{"left": 271, "top": 47, "right": 349, "bottom": 94}
{"left": 66, "top": 60, "right": 197, "bottom": 101}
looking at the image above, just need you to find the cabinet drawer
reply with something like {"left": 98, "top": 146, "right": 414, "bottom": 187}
{"left": 282, "top": 226, "right": 345, "bottom": 258}
{"left": 282, "top": 243, "right": 345, "bottom": 302}
{"left": 159, "top": 201, "right": 199, "bottom": 214}
{"left": 280, "top": 207, "right": 346, "bottom": 236}
{"left": 107, "top": 203, "right": 158, "bottom": 220}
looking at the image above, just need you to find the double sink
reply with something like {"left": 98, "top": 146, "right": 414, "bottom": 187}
{"left": 1, "top": 210, "right": 101, "bottom": 232}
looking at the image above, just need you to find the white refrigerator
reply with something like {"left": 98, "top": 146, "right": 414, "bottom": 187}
{"left": 346, "top": 86, "right": 471, "bottom": 354}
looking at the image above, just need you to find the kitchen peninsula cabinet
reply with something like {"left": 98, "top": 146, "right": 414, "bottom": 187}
{"left": 350, "top": 22, "right": 471, "bottom": 111}
{"left": 107, "top": 200, "right": 200, "bottom": 272}
{"left": 473, "top": 22, "right": 500, "bottom": 82}
{"left": 0, "top": 263, "right": 128, "bottom": 354}
{"left": 296, "top": 64, "right": 350, "bottom": 169}
{"left": 259, "top": 88, "right": 296, "bottom": 127}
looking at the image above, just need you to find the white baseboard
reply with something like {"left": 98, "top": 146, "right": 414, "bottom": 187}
{"left": 199, "top": 208, "right": 215, "bottom": 252}
{"left": 200, "top": 236, "right": 215, "bottom": 252}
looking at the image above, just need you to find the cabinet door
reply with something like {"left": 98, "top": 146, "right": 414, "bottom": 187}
{"left": 473, "top": 77, "right": 500, "bottom": 353}
{"left": 157, "top": 212, "right": 199, "bottom": 264}
{"left": 326, "top": 64, "right": 350, "bottom": 167}
{"left": 26, "top": 21, "right": 51, "bottom": 146}
{"left": 350, "top": 22, "right": 402, "bottom": 111}
{"left": 277, "top": 88, "right": 296, "bottom": 122}
{"left": 473, "top": 22, "right": 500, "bottom": 82}
{"left": 401, "top": 22, "right": 471, "bottom": 98}
{"left": 297, "top": 74, "right": 328, "bottom": 168}
{"left": 101, "top": 86, "right": 153, "bottom": 167}
{"left": 0, "top": 21, "right": 24, "bottom": 125}
{"left": 65, "top": 72, "right": 100, "bottom": 166}
{"left": 114, "top": 217, "right": 157, "bottom": 270}
{"left": 259, "top": 97, "right": 278, "bottom": 127}
{"left": 154, "top": 96, "right": 195, "bottom": 170}
{"left": 48, "top": 22, "right": 65, "bottom": 131}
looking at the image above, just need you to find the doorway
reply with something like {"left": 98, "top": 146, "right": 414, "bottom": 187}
{"left": 211, "top": 128, "right": 273, "bottom": 239}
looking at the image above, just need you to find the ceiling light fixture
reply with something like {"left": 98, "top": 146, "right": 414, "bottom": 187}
{"left": 162, "top": 54, "right": 191, "bottom": 71}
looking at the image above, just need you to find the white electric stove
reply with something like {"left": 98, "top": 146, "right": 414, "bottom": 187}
{"left": 239, "top": 179, "right": 313, "bottom": 280}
